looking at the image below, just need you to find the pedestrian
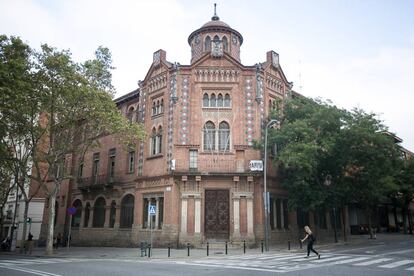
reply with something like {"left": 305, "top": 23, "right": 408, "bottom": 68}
{"left": 27, "top": 232, "right": 34, "bottom": 255}
{"left": 301, "top": 225, "right": 320, "bottom": 259}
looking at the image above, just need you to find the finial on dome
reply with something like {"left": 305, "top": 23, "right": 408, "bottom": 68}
{"left": 211, "top": 3, "right": 219, "bottom": 21}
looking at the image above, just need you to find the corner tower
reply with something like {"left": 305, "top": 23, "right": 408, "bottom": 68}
{"left": 188, "top": 4, "right": 243, "bottom": 63}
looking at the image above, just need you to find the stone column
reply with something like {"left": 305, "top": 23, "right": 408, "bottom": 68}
{"left": 79, "top": 206, "right": 85, "bottom": 229}
{"left": 155, "top": 197, "right": 160, "bottom": 229}
{"left": 233, "top": 197, "right": 240, "bottom": 237}
{"left": 104, "top": 205, "right": 111, "bottom": 228}
{"left": 195, "top": 197, "right": 201, "bottom": 233}
{"left": 88, "top": 207, "right": 94, "bottom": 228}
{"left": 280, "top": 199, "right": 284, "bottom": 229}
{"left": 114, "top": 205, "right": 120, "bottom": 229}
{"left": 247, "top": 198, "right": 254, "bottom": 236}
{"left": 147, "top": 198, "right": 152, "bottom": 229}
{"left": 181, "top": 198, "right": 188, "bottom": 235}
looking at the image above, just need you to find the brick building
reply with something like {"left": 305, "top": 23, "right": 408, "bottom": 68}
{"left": 46, "top": 11, "right": 328, "bottom": 247}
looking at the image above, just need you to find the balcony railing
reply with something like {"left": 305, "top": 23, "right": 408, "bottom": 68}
{"left": 78, "top": 174, "right": 116, "bottom": 190}
{"left": 173, "top": 158, "right": 248, "bottom": 173}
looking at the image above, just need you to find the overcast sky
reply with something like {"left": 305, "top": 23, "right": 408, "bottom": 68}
{"left": 1, "top": 0, "right": 413, "bottom": 150}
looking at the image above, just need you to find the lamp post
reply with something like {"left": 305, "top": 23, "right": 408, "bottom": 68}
{"left": 324, "top": 175, "right": 338, "bottom": 243}
{"left": 263, "top": 119, "right": 278, "bottom": 252}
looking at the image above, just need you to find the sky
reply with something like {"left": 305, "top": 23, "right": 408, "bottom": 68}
{"left": 1, "top": 0, "right": 413, "bottom": 150}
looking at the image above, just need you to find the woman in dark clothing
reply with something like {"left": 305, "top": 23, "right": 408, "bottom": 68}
{"left": 301, "top": 225, "right": 320, "bottom": 259}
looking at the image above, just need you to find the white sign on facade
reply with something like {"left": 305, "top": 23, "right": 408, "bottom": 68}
{"left": 249, "top": 160, "right": 263, "bottom": 171}
{"left": 148, "top": 205, "right": 156, "bottom": 215}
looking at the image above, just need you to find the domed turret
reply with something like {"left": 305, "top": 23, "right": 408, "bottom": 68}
{"left": 188, "top": 4, "right": 243, "bottom": 63}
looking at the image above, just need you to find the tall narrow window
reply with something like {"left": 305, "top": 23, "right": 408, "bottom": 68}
{"left": 276, "top": 198, "right": 282, "bottom": 229}
{"left": 210, "top": 93, "right": 216, "bottom": 107}
{"left": 217, "top": 94, "right": 223, "bottom": 107}
{"left": 156, "top": 100, "right": 160, "bottom": 114}
{"left": 203, "top": 121, "right": 216, "bottom": 150}
{"left": 127, "top": 107, "right": 134, "bottom": 123}
{"left": 224, "top": 94, "right": 231, "bottom": 107}
{"left": 283, "top": 199, "right": 289, "bottom": 229}
{"left": 189, "top": 150, "right": 198, "bottom": 170}
{"left": 84, "top": 203, "right": 90, "bottom": 227}
{"left": 93, "top": 197, "right": 106, "bottom": 228}
{"left": 143, "top": 198, "right": 149, "bottom": 229}
{"left": 128, "top": 150, "right": 135, "bottom": 173}
{"left": 120, "top": 195, "right": 134, "bottom": 228}
{"left": 72, "top": 200, "right": 82, "bottom": 227}
{"left": 108, "top": 148, "right": 116, "bottom": 179}
{"left": 92, "top": 153, "right": 100, "bottom": 182}
{"left": 218, "top": 121, "right": 230, "bottom": 151}
{"left": 151, "top": 128, "right": 157, "bottom": 155}
{"left": 152, "top": 102, "right": 156, "bottom": 116}
{"left": 158, "top": 197, "right": 164, "bottom": 229}
{"left": 203, "top": 93, "right": 209, "bottom": 107}
{"left": 160, "top": 99, "right": 164, "bottom": 113}
{"left": 205, "top": 36, "right": 211, "bottom": 51}
{"left": 78, "top": 162, "right": 83, "bottom": 179}
{"left": 222, "top": 36, "right": 228, "bottom": 52}
{"left": 157, "top": 126, "right": 163, "bottom": 154}
{"left": 109, "top": 201, "right": 116, "bottom": 228}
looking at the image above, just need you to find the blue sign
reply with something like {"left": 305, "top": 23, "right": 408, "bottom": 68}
{"left": 148, "top": 205, "right": 156, "bottom": 215}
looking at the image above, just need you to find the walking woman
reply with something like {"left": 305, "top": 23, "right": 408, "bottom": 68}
{"left": 301, "top": 225, "right": 320, "bottom": 259}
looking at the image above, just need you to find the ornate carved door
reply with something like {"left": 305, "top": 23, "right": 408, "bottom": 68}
{"left": 205, "top": 190, "right": 229, "bottom": 239}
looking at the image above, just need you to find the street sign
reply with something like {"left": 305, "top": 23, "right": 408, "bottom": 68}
{"left": 249, "top": 160, "right": 263, "bottom": 171}
{"left": 67, "top": 207, "right": 77, "bottom": 215}
{"left": 148, "top": 205, "right": 156, "bottom": 216}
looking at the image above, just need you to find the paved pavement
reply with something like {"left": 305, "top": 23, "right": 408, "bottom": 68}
{"left": 1, "top": 233, "right": 412, "bottom": 260}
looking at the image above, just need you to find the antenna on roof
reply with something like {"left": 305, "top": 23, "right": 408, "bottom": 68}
{"left": 212, "top": 3, "right": 220, "bottom": 21}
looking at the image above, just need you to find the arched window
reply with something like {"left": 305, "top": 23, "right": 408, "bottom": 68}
{"left": 224, "top": 94, "right": 231, "bottom": 107}
{"left": 213, "top": 35, "right": 220, "bottom": 42}
{"left": 93, "top": 197, "right": 106, "bottom": 227}
{"left": 120, "top": 194, "right": 135, "bottom": 228}
{"left": 203, "top": 93, "right": 209, "bottom": 107}
{"left": 151, "top": 128, "right": 157, "bottom": 155}
{"left": 210, "top": 93, "right": 216, "bottom": 107}
{"left": 157, "top": 126, "right": 163, "bottom": 154}
{"left": 222, "top": 36, "right": 228, "bottom": 52}
{"left": 84, "top": 203, "right": 90, "bottom": 227}
{"left": 203, "top": 121, "right": 216, "bottom": 150}
{"left": 109, "top": 201, "right": 116, "bottom": 228}
{"left": 152, "top": 102, "right": 156, "bottom": 116}
{"left": 217, "top": 94, "right": 223, "bottom": 107}
{"left": 160, "top": 99, "right": 164, "bottom": 113}
{"left": 156, "top": 100, "right": 160, "bottom": 114}
{"left": 205, "top": 36, "right": 211, "bottom": 51}
{"left": 71, "top": 200, "right": 82, "bottom": 227}
{"left": 127, "top": 107, "right": 134, "bottom": 123}
{"left": 219, "top": 121, "right": 230, "bottom": 151}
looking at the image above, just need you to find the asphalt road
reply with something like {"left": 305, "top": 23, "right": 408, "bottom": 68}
{"left": 1, "top": 237, "right": 414, "bottom": 276}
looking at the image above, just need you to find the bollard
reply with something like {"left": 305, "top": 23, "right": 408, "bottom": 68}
{"left": 207, "top": 242, "right": 209, "bottom": 256}
{"left": 243, "top": 240, "right": 246, "bottom": 254}
{"left": 187, "top": 243, "right": 190, "bottom": 257}
{"left": 225, "top": 241, "right": 228, "bottom": 255}
{"left": 261, "top": 240, "right": 264, "bottom": 253}
{"left": 168, "top": 244, "right": 170, "bottom": 257}
{"left": 299, "top": 239, "right": 302, "bottom": 249}
{"left": 148, "top": 244, "right": 151, "bottom": 258}
{"left": 288, "top": 239, "right": 291, "bottom": 250}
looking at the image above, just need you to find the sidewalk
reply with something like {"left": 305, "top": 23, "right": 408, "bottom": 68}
{"left": 1, "top": 233, "right": 413, "bottom": 260}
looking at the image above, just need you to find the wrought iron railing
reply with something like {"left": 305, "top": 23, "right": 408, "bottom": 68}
{"left": 173, "top": 158, "right": 248, "bottom": 173}
{"left": 78, "top": 174, "right": 116, "bottom": 189}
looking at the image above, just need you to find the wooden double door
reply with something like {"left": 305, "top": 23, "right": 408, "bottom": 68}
{"left": 205, "top": 190, "right": 230, "bottom": 239}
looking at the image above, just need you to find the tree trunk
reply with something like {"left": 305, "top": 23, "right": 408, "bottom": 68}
{"left": 19, "top": 201, "right": 30, "bottom": 253}
{"left": 408, "top": 209, "right": 413, "bottom": 235}
{"left": 393, "top": 203, "right": 399, "bottom": 232}
{"left": 45, "top": 192, "right": 57, "bottom": 255}
{"left": 342, "top": 206, "right": 348, "bottom": 242}
{"left": 367, "top": 208, "right": 374, "bottom": 239}
{"left": 402, "top": 207, "right": 407, "bottom": 234}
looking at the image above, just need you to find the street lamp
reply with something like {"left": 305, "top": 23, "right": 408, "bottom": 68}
{"left": 264, "top": 119, "right": 278, "bottom": 251}
{"left": 324, "top": 175, "right": 338, "bottom": 243}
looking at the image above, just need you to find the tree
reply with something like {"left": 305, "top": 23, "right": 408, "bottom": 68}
{"left": 395, "top": 157, "right": 414, "bottom": 234}
{"left": 268, "top": 97, "right": 401, "bottom": 241}
{"left": 1, "top": 36, "right": 146, "bottom": 255}
{"left": 29, "top": 44, "right": 145, "bottom": 255}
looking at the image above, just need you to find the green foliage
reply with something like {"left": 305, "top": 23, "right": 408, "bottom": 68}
{"left": 268, "top": 97, "right": 402, "bottom": 212}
